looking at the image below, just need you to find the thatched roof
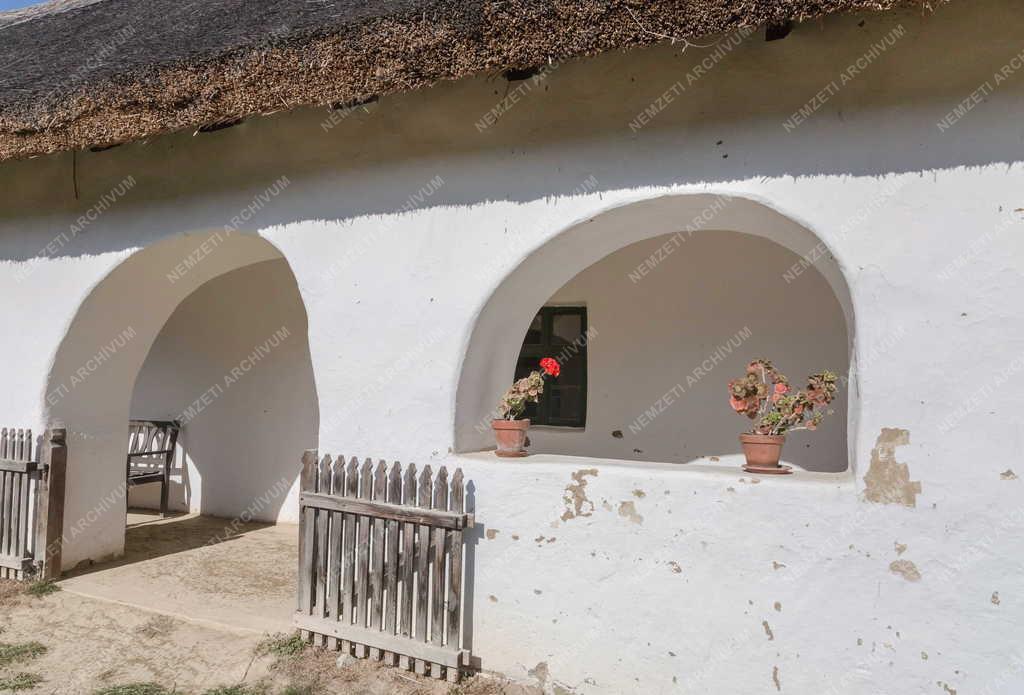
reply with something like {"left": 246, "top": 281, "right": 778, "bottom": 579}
{"left": 0, "top": 0, "right": 935, "bottom": 162}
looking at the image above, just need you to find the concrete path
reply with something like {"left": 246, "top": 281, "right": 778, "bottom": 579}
{"left": 59, "top": 511, "right": 298, "bottom": 635}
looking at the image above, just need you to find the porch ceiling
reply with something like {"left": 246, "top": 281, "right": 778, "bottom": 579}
{"left": 0, "top": 0, "right": 940, "bottom": 162}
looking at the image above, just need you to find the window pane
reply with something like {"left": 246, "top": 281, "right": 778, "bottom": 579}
{"left": 514, "top": 356, "right": 536, "bottom": 380}
{"left": 549, "top": 385, "right": 582, "bottom": 423}
{"left": 551, "top": 312, "right": 582, "bottom": 346}
{"left": 523, "top": 313, "right": 543, "bottom": 345}
{"left": 511, "top": 306, "right": 586, "bottom": 427}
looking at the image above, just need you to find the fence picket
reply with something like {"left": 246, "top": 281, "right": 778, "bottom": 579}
{"left": 354, "top": 458, "right": 373, "bottom": 657}
{"left": 369, "top": 461, "right": 388, "bottom": 659}
{"left": 0, "top": 429, "right": 7, "bottom": 568}
{"left": 327, "top": 457, "right": 345, "bottom": 651}
{"left": 17, "top": 460, "right": 31, "bottom": 564}
{"left": 415, "top": 465, "right": 433, "bottom": 675}
{"left": 1, "top": 471, "right": 8, "bottom": 557}
{"left": 383, "top": 462, "right": 402, "bottom": 665}
{"left": 10, "top": 474, "right": 21, "bottom": 561}
{"left": 429, "top": 467, "right": 449, "bottom": 679}
{"left": 399, "top": 463, "right": 417, "bottom": 669}
{"left": 445, "top": 469, "right": 465, "bottom": 682}
{"left": 297, "top": 450, "right": 318, "bottom": 639}
{"left": 313, "top": 455, "right": 332, "bottom": 646}
{"left": 342, "top": 456, "right": 359, "bottom": 655}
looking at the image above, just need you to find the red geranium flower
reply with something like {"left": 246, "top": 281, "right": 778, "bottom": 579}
{"left": 540, "top": 357, "right": 560, "bottom": 377}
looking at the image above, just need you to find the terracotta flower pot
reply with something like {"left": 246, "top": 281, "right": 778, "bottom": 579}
{"left": 739, "top": 433, "right": 790, "bottom": 474}
{"left": 492, "top": 419, "right": 530, "bottom": 457}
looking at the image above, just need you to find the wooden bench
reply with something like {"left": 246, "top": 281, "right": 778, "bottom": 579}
{"left": 126, "top": 420, "right": 180, "bottom": 516}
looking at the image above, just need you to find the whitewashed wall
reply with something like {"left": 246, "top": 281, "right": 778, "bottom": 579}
{"left": 0, "top": 1, "right": 1022, "bottom": 692}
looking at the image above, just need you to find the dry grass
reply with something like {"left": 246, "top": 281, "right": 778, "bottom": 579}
{"left": 25, "top": 580, "right": 61, "bottom": 598}
{"left": 0, "top": 640, "right": 46, "bottom": 668}
{"left": 0, "top": 672, "right": 44, "bottom": 691}
{"left": 133, "top": 615, "right": 180, "bottom": 640}
{"left": 0, "top": 578, "right": 26, "bottom": 609}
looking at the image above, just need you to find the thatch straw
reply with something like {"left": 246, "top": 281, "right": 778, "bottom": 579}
{"left": 0, "top": 0, "right": 939, "bottom": 161}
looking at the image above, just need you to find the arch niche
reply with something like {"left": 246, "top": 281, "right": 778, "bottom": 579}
{"left": 454, "top": 193, "right": 858, "bottom": 472}
{"left": 42, "top": 232, "right": 318, "bottom": 569}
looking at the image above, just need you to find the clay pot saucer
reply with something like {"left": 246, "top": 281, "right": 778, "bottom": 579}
{"left": 742, "top": 463, "right": 793, "bottom": 475}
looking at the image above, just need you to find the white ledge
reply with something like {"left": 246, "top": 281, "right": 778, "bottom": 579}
{"left": 453, "top": 450, "right": 856, "bottom": 487}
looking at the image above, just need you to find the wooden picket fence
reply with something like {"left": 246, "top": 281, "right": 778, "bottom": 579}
{"left": 295, "top": 451, "right": 474, "bottom": 682}
{"left": 0, "top": 428, "right": 66, "bottom": 581}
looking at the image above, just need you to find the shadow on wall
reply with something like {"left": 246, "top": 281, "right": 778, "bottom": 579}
{"left": 0, "top": 1, "right": 1020, "bottom": 258}
{"left": 526, "top": 231, "right": 850, "bottom": 472}
{"left": 130, "top": 259, "right": 318, "bottom": 522}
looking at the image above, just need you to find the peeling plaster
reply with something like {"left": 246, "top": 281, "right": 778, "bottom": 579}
{"left": 668, "top": 561, "right": 682, "bottom": 574}
{"left": 617, "top": 501, "right": 643, "bottom": 524}
{"left": 1001, "top": 469, "right": 1018, "bottom": 480}
{"left": 774, "top": 601, "right": 782, "bottom": 612}
{"left": 772, "top": 665, "right": 781, "bottom": 691}
{"left": 894, "top": 541, "right": 907, "bottom": 556}
{"left": 763, "top": 620, "right": 775, "bottom": 640}
{"left": 991, "top": 591, "right": 1000, "bottom": 605}
{"left": 890, "top": 559, "right": 922, "bottom": 582}
{"left": 937, "top": 681, "right": 957, "bottom": 695}
{"left": 863, "top": 428, "right": 921, "bottom": 507}
{"left": 561, "top": 468, "right": 599, "bottom": 521}
{"left": 529, "top": 661, "right": 550, "bottom": 687}
{"left": 486, "top": 529, "right": 500, "bottom": 540}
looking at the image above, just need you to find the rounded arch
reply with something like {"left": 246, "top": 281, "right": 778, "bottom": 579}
{"left": 42, "top": 231, "right": 318, "bottom": 568}
{"left": 454, "top": 193, "right": 858, "bottom": 469}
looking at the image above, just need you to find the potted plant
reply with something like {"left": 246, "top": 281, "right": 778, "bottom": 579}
{"left": 728, "top": 359, "right": 838, "bottom": 474}
{"left": 492, "top": 357, "right": 561, "bottom": 457}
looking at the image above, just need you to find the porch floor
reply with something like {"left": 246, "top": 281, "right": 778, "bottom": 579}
{"left": 59, "top": 511, "right": 298, "bottom": 634}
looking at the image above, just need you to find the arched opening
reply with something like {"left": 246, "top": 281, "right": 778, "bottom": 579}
{"left": 454, "top": 194, "right": 857, "bottom": 473}
{"left": 42, "top": 232, "right": 318, "bottom": 580}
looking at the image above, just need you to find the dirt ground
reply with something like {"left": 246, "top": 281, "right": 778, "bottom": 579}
{"left": 0, "top": 512, "right": 541, "bottom": 695}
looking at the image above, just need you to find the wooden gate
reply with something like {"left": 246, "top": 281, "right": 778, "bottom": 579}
{"left": 295, "top": 450, "right": 474, "bottom": 682}
{"left": 0, "top": 428, "right": 66, "bottom": 581}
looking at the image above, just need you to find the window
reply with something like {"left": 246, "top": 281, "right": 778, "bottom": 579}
{"left": 514, "top": 306, "right": 587, "bottom": 427}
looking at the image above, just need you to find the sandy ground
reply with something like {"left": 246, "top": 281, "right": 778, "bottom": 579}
{"left": 0, "top": 512, "right": 541, "bottom": 695}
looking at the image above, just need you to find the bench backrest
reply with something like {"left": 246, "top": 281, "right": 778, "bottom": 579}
{"left": 127, "top": 420, "right": 180, "bottom": 463}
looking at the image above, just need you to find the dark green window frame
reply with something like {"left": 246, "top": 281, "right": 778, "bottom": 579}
{"left": 513, "top": 306, "right": 588, "bottom": 428}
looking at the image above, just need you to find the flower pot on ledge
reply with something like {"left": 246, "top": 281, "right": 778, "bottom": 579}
{"left": 492, "top": 419, "right": 530, "bottom": 457}
{"left": 739, "top": 433, "right": 791, "bottom": 475}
